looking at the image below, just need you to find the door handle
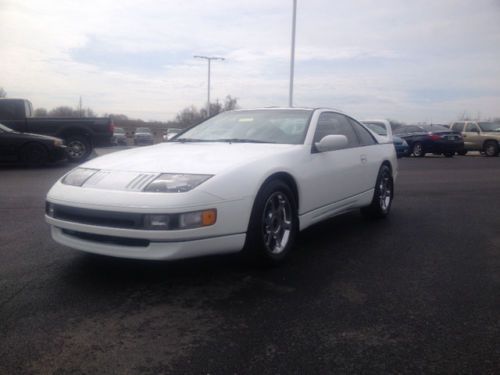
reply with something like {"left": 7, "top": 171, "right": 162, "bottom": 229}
{"left": 360, "top": 154, "right": 368, "bottom": 164}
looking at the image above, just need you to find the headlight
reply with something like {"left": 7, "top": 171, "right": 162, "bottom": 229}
{"left": 61, "top": 168, "right": 99, "bottom": 186}
{"left": 53, "top": 139, "right": 63, "bottom": 147}
{"left": 143, "top": 173, "right": 213, "bottom": 193}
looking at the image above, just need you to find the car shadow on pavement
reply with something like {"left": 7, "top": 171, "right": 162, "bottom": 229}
{"left": 57, "top": 210, "right": 391, "bottom": 293}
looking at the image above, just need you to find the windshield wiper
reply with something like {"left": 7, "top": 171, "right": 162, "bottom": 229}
{"left": 212, "top": 138, "right": 276, "bottom": 144}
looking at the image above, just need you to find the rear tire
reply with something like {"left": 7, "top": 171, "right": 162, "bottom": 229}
{"left": 19, "top": 143, "right": 49, "bottom": 166}
{"left": 361, "top": 165, "right": 394, "bottom": 219}
{"left": 412, "top": 142, "right": 425, "bottom": 157}
{"left": 243, "top": 180, "right": 298, "bottom": 266}
{"left": 65, "top": 135, "right": 92, "bottom": 163}
{"left": 483, "top": 141, "right": 499, "bottom": 157}
{"left": 444, "top": 152, "right": 454, "bottom": 158}
{"left": 457, "top": 150, "right": 467, "bottom": 156}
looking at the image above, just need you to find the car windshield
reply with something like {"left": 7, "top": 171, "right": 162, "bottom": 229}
{"left": 0, "top": 123, "right": 14, "bottom": 133}
{"left": 363, "top": 122, "right": 387, "bottom": 136}
{"left": 478, "top": 122, "right": 500, "bottom": 132}
{"left": 136, "top": 127, "right": 151, "bottom": 133}
{"left": 114, "top": 128, "right": 125, "bottom": 134}
{"left": 176, "top": 109, "right": 312, "bottom": 144}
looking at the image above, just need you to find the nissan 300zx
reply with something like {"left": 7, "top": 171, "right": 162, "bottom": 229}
{"left": 45, "top": 108, "right": 397, "bottom": 264}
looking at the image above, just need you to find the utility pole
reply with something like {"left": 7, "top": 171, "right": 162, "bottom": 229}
{"left": 289, "top": 0, "right": 297, "bottom": 107}
{"left": 193, "top": 55, "right": 225, "bottom": 117}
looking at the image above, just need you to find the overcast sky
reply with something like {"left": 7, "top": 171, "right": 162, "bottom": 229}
{"left": 1, "top": 0, "right": 500, "bottom": 122}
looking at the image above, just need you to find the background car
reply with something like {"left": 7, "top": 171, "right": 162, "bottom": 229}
{"left": 112, "top": 127, "right": 127, "bottom": 146}
{"left": 163, "top": 128, "right": 182, "bottom": 142}
{"left": 450, "top": 121, "right": 500, "bottom": 156}
{"left": 45, "top": 108, "right": 397, "bottom": 265}
{"left": 362, "top": 120, "right": 409, "bottom": 158}
{"left": 134, "top": 127, "right": 154, "bottom": 145}
{"left": 393, "top": 124, "right": 464, "bottom": 157}
{"left": 0, "top": 122, "right": 66, "bottom": 165}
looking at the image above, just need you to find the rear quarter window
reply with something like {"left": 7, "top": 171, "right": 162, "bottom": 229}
{"left": 349, "top": 118, "right": 377, "bottom": 146}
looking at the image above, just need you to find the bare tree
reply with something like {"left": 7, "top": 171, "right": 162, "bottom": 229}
{"left": 33, "top": 108, "right": 48, "bottom": 117}
{"left": 173, "top": 95, "right": 239, "bottom": 128}
{"left": 48, "top": 106, "right": 78, "bottom": 117}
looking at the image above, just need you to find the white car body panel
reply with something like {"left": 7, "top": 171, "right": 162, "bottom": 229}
{"left": 46, "top": 108, "right": 398, "bottom": 260}
{"left": 362, "top": 119, "right": 394, "bottom": 144}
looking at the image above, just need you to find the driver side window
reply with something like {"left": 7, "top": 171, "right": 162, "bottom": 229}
{"left": 314, "top": 112, "right": 360, "bottom": 148}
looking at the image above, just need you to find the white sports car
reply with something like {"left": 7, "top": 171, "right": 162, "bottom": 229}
{"left": 45, "top": 108, "right": 397, "bottom": 264}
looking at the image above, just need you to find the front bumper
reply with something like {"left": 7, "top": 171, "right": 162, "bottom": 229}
{"left": 49, "top": 225, "right": 245, "bottom": 260}
{"left": 49, "top": 145, "right": 68, "bottom": 162}
{"left": 45, "top": 189, "right": 253, "bottom": 260}
{"left": 395, "top": 144, "right": 409, "bottom": 158}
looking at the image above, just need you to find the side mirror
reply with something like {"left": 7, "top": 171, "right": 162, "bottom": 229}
{"left": 315, "top": 134, "right": 348, "bottom": 152}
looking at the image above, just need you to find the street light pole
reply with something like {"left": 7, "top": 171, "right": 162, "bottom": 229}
{"left": 289, "top": 0, "right": 297, "bottom": 107}
{"left": 194, "top": 55, "right": 225, "bottom": 117}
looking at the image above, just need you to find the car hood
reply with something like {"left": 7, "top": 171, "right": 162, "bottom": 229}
{"left": 82, "top": 142, "right": 298, "bottom": 175}
{"left": 22, "top": 132, "right": 61, "bottom": 142}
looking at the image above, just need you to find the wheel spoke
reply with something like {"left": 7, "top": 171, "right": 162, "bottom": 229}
{"left": 261, "top": 191, "right": 293, "bottom": 254}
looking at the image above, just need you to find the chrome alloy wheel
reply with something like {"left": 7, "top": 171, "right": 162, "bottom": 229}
{"left": 67, "top": 140, "right": 87, "bottom": 159}
{"left": 413, "top": 143, "right": 423, "bottom": 157}
{"left": 262, "top": 192, "right": 293, "bottom": 254}
{"left": 379, "top": 171, "right": 393, "bottom": 212}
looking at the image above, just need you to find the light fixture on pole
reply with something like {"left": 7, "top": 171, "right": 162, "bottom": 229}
{"left": 289, "top": 0, "right": 297, "bottom": 107}
{"left": 193, "top": 55, "right": 225, "bottom": 117}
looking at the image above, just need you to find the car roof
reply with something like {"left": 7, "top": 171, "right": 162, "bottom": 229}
{"left": 231, "top": 107, "right": 347, "bottom": 115}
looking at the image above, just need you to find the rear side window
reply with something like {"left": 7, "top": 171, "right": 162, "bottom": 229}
{"left": 451, "top": 123, "right": 464, "bottom": 132}
{"left": 0, "top": 101, "right": 22, "bottom": 120}
{"left": 348, "top": 118, "right": 377, "bottom": 145}
{"left": 314, "top": 112, "right": 360, "bottom": 148}
{"left": 465, "top": 123, "right": 479, "bottom": 132}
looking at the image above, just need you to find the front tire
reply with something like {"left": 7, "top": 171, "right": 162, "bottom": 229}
{"left": 457, "top": 149, "right": 467, "bottom": 156}
{"left": 361, "top": 165, "right": 394, "bottom": 219}
{"left": 243, "top": 180, "right": 298, "bottom": 265}
{"left": 412, "top": 142, "right": 425, "bottom": 157}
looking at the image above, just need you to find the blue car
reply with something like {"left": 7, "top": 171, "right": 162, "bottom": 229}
{"left": 393, "top": 136, "right": 409, "bottom": 158}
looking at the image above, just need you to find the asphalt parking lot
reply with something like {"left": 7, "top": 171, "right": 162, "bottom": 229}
{"left": 1, "top": 153, "right": 499, "bottom": 374}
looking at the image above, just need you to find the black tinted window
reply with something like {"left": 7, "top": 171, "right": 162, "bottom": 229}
{"left": 349, "top": 118, "right": 376, "bottom": 145}
{"left": 314, "top": 112, "right": 360, "bottom": 148}
{"left": 0, "top": 101, "right": 21, "bottom": 120}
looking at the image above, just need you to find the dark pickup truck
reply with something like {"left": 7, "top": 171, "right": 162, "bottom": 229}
{"left": 0, "top": 98, "right": 114, "bottom": 162}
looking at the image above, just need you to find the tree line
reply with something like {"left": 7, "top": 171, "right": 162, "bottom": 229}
{"left": 0, "top": 87, "right": 238, "bottom": 128}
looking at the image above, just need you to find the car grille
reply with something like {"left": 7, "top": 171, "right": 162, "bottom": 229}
{"left": 49, "top": 203, "right": 144, "bottom": 229}
{"left": 62, "top": 229, "right": 149, "bottom": 247}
